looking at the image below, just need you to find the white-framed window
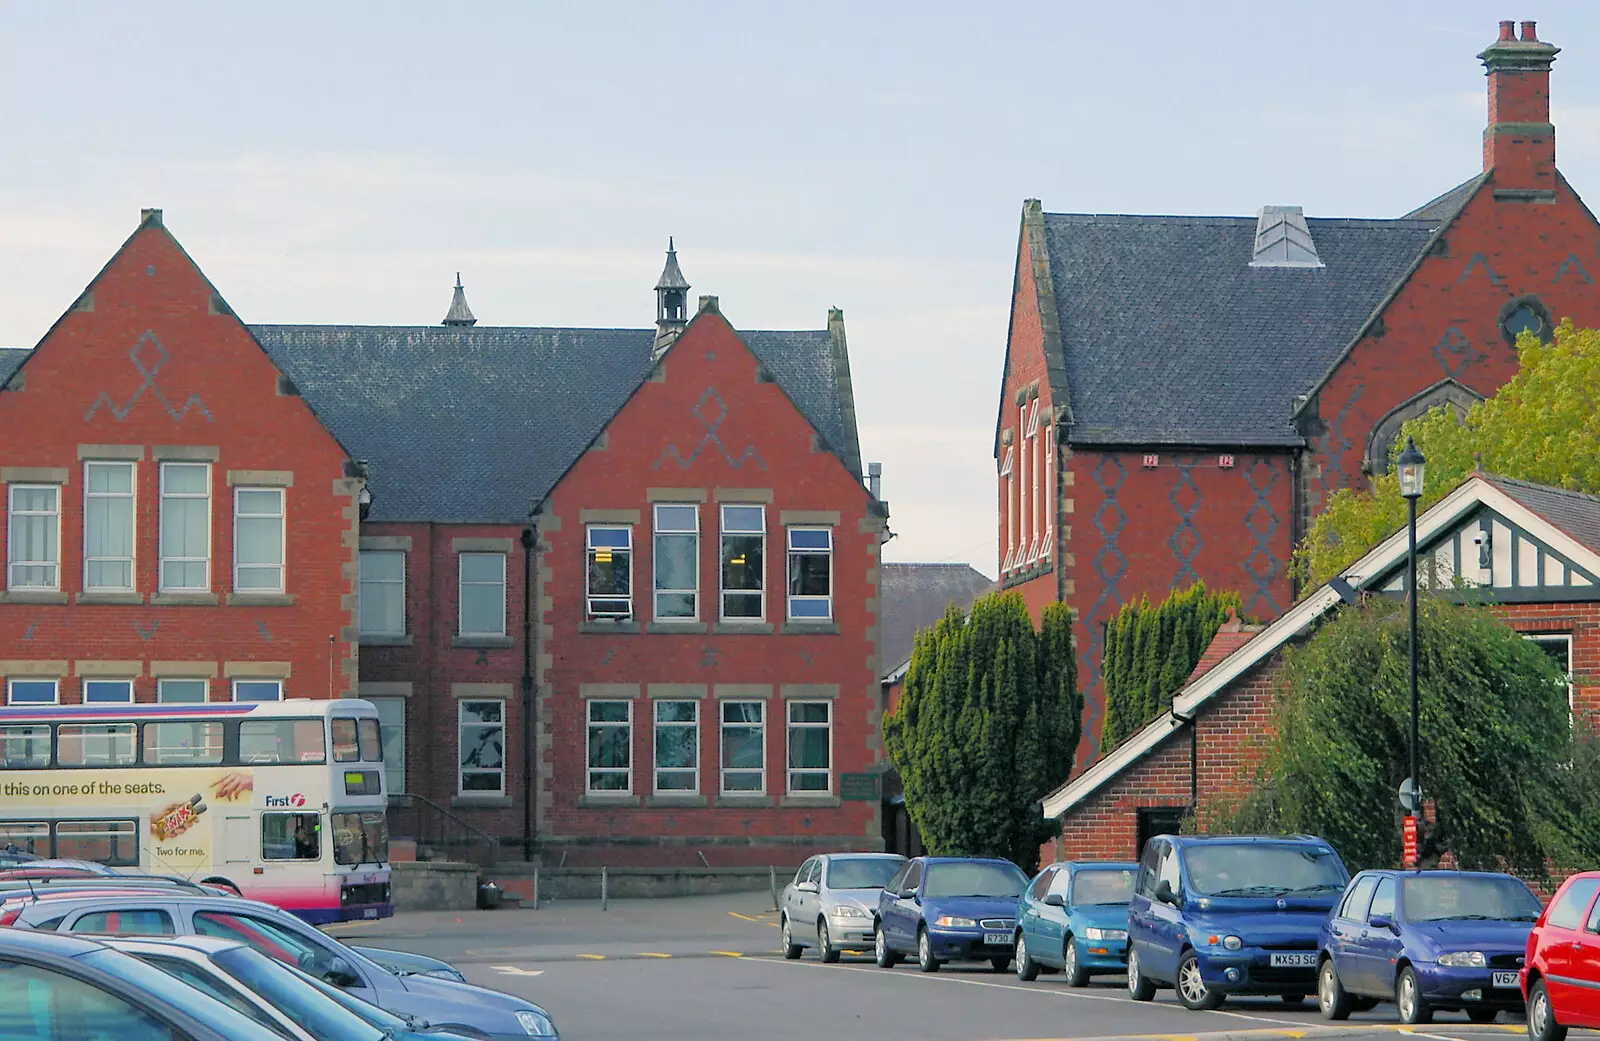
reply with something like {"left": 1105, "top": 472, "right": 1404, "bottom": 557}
{"left": 653, "top": 504, "right": 698, "bottom": 621}
{"left": 1025, "top": 400, "right": 1040, "bottom": 437}
{"left": 787, "top": 700, "right": 832, "bottom": 793}
{"left": 232, "top": 680, "right": 283, "bottom": 703}
{"left": 371, "top": 696, "right": 407, "bottom": 795}
{"left": 458, "top": 699, "right": 505, "bottom": 794}
{"left": 1044, "top": 425, "right": 1055, "bottom": 565}
{"left": 1019, "top": 405, "right": 1032, "bottom": 561}
{"left": 786, "top": 527, "right": 832, "bottom": 620}
{"left": 358, "top": 550, "right": 406, "bottom": 636}
{"left": 720, "top": 505, "right": 766, "bottom": 620}
{"left": 233, "top": 487, "right": 285, "bottom": 593}
{"left": 587, "top": 699, "right": 632, "bottom": 793}
{"left": 459, "top": 553, "right": 507, "bottom": 637}
{"left": 82, "top": 680, "right": 133, "bottom": 704}
{"left": 7, "top": 484, "right": 60, "bottom": 590}
{"left": 157, "top": 679, "right": 208, "bottom": 703}
{"left": 585, "top": 526, "right": 633, "bottom": 618}
{"left": 83, "top": 461, "right": 135, "bottom": 592}
{"left": 1008, "top": 446, "right": 1018, "bottom": 569}
{"left": 720, "top": 700, "right": 765, "bottom": 793}
{"left": 654, "top": 700, "right": 699, "bottom": 793}
{"left": 1527, "top": 634, "right": 1575, "bottom": 710}
{"left": 6, "top": 679, "right": 58, "bottom": 705}
{"left": 159, "top": 462, "right": 210, "bottom": 592}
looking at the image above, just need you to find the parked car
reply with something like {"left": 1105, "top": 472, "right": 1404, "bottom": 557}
{"left": 0, "top": 926, "right": 285, "bottom": 1041}
{"left": 1126, "top": 833, "right": 1350, "bottom": 1010}
{"left": 1523, "top": 870, "right": 1600, "bottom": 1041}
{"left": 106, "top": 934, "right": 479, "bottom": 1041}
{"left": 874, "top": 856, "right": 1030, "bottom": 973}
{"left": 1316, "top": 869, "right": 1540, "bottom": 1024}
{"left": 1015, "top": 860, "right": 1138, "bottom": 985}
{"left": 0, "top": 859, "right": 239, "bottom": 893}
{"left": 781, "top": 852, "right": 905, "bottom": 961}
{"left": 0, "top": 843, "right": 39, "bottom": 866}
{"left": 347, "top": 943, "right": 469, "bottom": 982}
{"left": 5, "top": 891, "right": 561, "bottom": 1039}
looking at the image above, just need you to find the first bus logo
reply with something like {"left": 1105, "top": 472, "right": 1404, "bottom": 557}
{"left": 266, "top": 793, "right": 306, "bottom": 808}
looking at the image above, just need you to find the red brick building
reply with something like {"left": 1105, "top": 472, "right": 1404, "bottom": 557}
{"left": 994, "top": 21, "right": 1600, "bottom": 766}
{"left": 2, "top": 221, "right": 887, "bottom": 865}
{"left": 1040, "top": 473, "right": 1600, "bottom": 862}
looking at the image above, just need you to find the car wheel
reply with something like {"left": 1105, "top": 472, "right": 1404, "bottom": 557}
{"left": 817, "top": 920, "right": 840, "bottom": 964}
{"left": 780, "top": 915, "right": 802, "bottom": 960}
{"left": 1127, "top": 948, "right": 1157, "bottom": 1002}
{"left": 1396, "top": 966, "right": 1432, "bottom": 1025}
{"left": 1467, "top": 1009, "right": 1498, "bottom": 1024}
{"left": 1063, "top": 935, "right": 1089, "bottom": 988}
{"left": 873, "top": 921, "right": 899, "bottom": 968}
{"left": 1177, "top": 951, "right": 1223, "bottom": 1011}
{"left": 917, "top": 927, "right": 941, "bottom": 973}
{"left": 1318, "top": 958, "right": 1353, "bottom": 1021}
{"left": 1529, "top": 980, "right": 1568, "bottom": 1041}
{"left": 1015, "top": 931, "right": 1040, "bottom": 982}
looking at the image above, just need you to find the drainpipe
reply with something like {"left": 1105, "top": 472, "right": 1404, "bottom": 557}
{"left": 1172, "top": 709, "right": 1198, "bottom": 818}
{"left": 520, "top": 527, "right": 537, "bottom": 863}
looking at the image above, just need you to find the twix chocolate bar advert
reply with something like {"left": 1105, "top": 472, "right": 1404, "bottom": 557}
{"left": 150, "top": 793, "right": 207, "bottom": 841}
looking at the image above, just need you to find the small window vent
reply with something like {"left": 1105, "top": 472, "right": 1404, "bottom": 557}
{"left": 1249, "top": 206, "right": 1324, "bottom": 268}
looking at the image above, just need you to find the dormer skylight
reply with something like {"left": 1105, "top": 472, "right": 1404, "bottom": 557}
{"left": 1249, "top": 205, "right": 1324, "bottom": 268}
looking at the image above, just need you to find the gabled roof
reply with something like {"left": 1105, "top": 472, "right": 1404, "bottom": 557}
{"left": 1042, "top": 472, "right": 1600, "bottom": 819}
{"left": 1481, "top": 475, "right": 1600, "bottom": 556}
{"left": 248, "top": 322, "right": 859, "bottom": 523}
{"left": 879, "top": 563, "right": 996, "bottom": 680}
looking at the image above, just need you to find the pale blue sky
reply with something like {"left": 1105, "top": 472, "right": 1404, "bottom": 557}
{"left": 2, "top": 2, "right": 1596, "bottom": 571}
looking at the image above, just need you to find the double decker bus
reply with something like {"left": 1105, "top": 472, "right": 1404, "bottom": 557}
{"left": 0, "top": 698, "right": 392, "bottom": 924}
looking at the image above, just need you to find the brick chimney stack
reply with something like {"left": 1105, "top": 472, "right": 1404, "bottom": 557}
{"left": 1479, "top": 19, "right": 1560, "bottom": 196}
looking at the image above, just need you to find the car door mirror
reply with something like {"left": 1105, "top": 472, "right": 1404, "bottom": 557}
{"left": 1154, "top": 880, "right": 1178, "bottom": 906}
{"left": 911, "top": 890, "right": 922, "bottom": 904}
{"left": 1368, "top": 913, "right": 1396, "bottom": 932}
{"left": 1043, "top": 894, "right": 1066, "bottom": 908}
{"left": 326, "top": 956, "right": 361, "bottom": 988}
{"left": 797, "top": 881, "right": 818, "bottom": 894}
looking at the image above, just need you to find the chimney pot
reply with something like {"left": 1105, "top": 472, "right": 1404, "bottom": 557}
{"left": 1520, "top": 20, "right": 1537, "bottom": 41}
{"left": 868, "top": 462, "right": 883, "bottom": 500}
{"left": 140, "top": 208, "right": 163, "bottom": 227}
{"left": 1499, "top": 20, "right": 1515, "bottom": 41}
{"left": 697, "top": 295, "right": 720, "bottom": 315}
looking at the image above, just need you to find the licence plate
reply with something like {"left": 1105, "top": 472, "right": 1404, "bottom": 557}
{"left": 983, "top": 932, "right": 1012, "bottom": 946}
{"left": 1269, "top": 952, "right": 1317, "bottom": 968}
{"left": 1493, "top": 971, "right": 1519, "bottom": 988}
{"left": 362, "top": 907, "right": 378, "bottom": 920}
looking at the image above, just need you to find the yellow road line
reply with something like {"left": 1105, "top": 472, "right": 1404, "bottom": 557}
{"left": 575, "top": 953, "right": 606, "bottom": 961}
{"left": 728, "top": 911, "right": 765, "bottom": 922}
{"left": 638, "top": 952, "right": 671, "bottom": 958}
{"left": 709, "top": 950, "right": 744, "bottom": 957}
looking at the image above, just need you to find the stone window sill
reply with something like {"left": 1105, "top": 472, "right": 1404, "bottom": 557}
{"left": 0, "top": 590, "right": 68, "bottom": 605}
{"left": 646, "top": 794, "right": 708, "bottom": 809}
{"left": 781, "top": 621, "right": 839, "bottom": 635}
{"left": 73, "top": 592, "right": 145, "bottom": 606}
{"left": 451, "top": 795, "right": 513, "bottom": 809}
{"left": 579, "top": 619, "right": 639, "bottom": 635}
{"left": 360, "top": 634, "right": 414, "bottom": 647}
{"left": 714, "top": 795, "right": 774, "bottom": 809}
{"left": 226, "top": 593, "right": 297, "bottom": 607}
{"left": 780, "top": 794, "right": 842, "bottom": 809}
{"left": 712, "top": 622, "right": 775, "bottom": 635}
{"left": 152, "top": 592, "right": 220, "bottom": 607}
{"left": 452, "top": 635, "right": 513, "bottom": 649}
{"left": 646, "top": 621, "right": 709, "bottom": 634}
{"left": 1000, "top": 562, "right": 1053, "bottom": 590}
{"left": 580, "top": 794, "right": 642, "bottom": 808}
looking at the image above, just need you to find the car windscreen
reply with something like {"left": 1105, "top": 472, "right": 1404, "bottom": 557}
{"left": 1183, "top": 844, "right": 1347, "bottom": 897}
{"left": 213, "top": 944, "right": 385, "bottom": 1041}
{"left": 75, "top": 948, "right": 285, "bottom": 1041}
{"left": 826, "top": 858, "right": 902, "bottom": 890}
{"left": 1072, "top": 869, "right": 1136, "bottom": 905}
{"left": 1401, "top": 875, "right": 1543, "bottom": 922}
{"left": 922, "top": 862, "right": 1027, "bottom": 899}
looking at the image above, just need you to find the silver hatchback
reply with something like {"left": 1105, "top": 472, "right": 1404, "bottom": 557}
{"left": 780, "top": 853, "right": 905, "bottom": 962}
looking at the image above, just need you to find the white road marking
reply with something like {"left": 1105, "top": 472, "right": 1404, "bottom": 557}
{"left": 489, "top": 965, "right": 545, "bottom": 976}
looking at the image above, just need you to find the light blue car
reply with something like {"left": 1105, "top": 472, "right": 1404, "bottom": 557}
{"left": 1015, "top": 860, "right": 1138, "bottom": 985}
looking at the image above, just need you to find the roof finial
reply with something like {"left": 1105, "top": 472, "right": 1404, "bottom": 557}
{"left": 654, "top": 238, "right": 691, "bottom": 359}
{"left": 443, "top": 273, "right": 477, "bottom": 327}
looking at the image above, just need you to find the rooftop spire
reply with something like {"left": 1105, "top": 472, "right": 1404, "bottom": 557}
{"left": 653, "top": 239, "right": 690, "bottom": 359}
{"left": 655, "top": 237, "right": 690, "bottom": 291}
{"left": 443, "top": 272, "right": 477, "bottom": 327}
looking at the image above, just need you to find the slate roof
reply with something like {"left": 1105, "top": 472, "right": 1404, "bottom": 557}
{"left": 1043, "top": 213, "right": 1444, "bottom": 446}
{"left": 1402, "top": 175, "right": 1486, "bottom": 221}
{"left": 1483, "top": 474, "right": 1600, "bottom": 556}
{"left": 247, "top": 323, "right": 857, "bottom": 524}
{"left": 0, "top": 348, "right": 25, "bottom": 385}
{"left": 879, "top": 563, "right": 995, "bottom": 676}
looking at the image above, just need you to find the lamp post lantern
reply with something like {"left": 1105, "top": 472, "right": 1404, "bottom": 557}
{"left": 1396, "top": 436, "right": 1426, "bottom": 864}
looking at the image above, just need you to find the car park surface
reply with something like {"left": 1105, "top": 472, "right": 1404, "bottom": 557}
{"left": 1016, "top": 859, "right": 1138, "bottom": 984}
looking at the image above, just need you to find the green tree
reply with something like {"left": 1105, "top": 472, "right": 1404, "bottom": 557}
{"left": 883, "top": 593, "right": 1081, "bottom": 872}
{"left": 1299, "top": 321, "right": 1600, "bottom": 587}
{"left": 1099, "top": 582, "right": 1245, "bottom": 749}
{"left": 1205, "top": 596, "right": 1586, "bottom": 875}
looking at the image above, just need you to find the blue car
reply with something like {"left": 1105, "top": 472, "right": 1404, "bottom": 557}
{"left": 1015, "top": 860, "right": 1138, "bottom": 985}
{"left": 1126, "top": 833, "right": 1350, "bottom": 1010}
{"left": 874, "top": 856, "right": 1030, "bottom": 973}
{"left": 1316, "top": 869, "right": 1542, "bottom": 1024}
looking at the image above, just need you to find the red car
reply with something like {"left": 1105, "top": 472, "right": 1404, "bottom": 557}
{"left": 1524, "top": 871, "right": 1600, "bottom": 1041}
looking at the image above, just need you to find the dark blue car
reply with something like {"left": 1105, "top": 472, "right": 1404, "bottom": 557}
{"left": 1015, "top": 860, "right": 1138, "bottom": 985}
{"left": 1316, "top": 869, "right": 1542, "bottom": 1024}
{"left": 874, "top": 856, "right": 1030, "bottom": 973}
{"left": 1126, "top": 834, "right": 1350, "bottom": 1010}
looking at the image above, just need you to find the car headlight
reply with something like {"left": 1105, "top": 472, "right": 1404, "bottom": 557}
{"left": 516, "top": 1008, "right": 558, "bottom": 1036}
{"left": 1083, "top": 927, "right": 1129, "bottom": 941}
{"left": 1199, "top": 932, "right": 1241, "bottom": 950}
{"left": 829, "top": 905, "right": 870, "bottom": 919}
{"left": 933, "top": 915, "right": 976, "bottom": 928}
{"left": 1438, "top": 951, "right": 1488, "bottom": 968}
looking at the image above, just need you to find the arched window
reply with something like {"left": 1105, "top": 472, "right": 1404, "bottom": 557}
{"left": 1362, "top": 380, "right": 1482, "bottom": 475}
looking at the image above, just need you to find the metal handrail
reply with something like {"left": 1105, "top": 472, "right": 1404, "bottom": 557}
{"left": 388, "top": 792, "right": 502, "bottom": 868}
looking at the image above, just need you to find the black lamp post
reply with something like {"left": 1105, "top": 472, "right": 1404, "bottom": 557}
{"left": 1396, "top": 436, "right": 1427, "bottom": 846}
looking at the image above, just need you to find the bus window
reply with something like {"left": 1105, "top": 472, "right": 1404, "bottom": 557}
{"left": 142, "top": 721, "right": 225, "bottom": 766}
{"left": 57, "top": 723, "right": 137, "bottom": 767}
{"left": 357, "top": 719, "right": 382, "bottom": 763}
{"left": 331, "top": 719, "right": 359, "bottom": 763}
{"left": 331, "top": 812, "right": 390, "bottom": 866}
{"left": 239, "top": 720, "right": 326, "bottom": 765}
{"left": 55, "top": 820, "right": 138, "bottom": 866}
{"left": 0, "top": 821, "right": 48, "bottom": 855}
{"left": 262, "top": 812, "right": 321, "bottom": 861}
{"left": 70, "top": 909, "right": 176, "bottom": 937}
{"left": 0, "top": 725, "right": 50, "bottom": 768}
